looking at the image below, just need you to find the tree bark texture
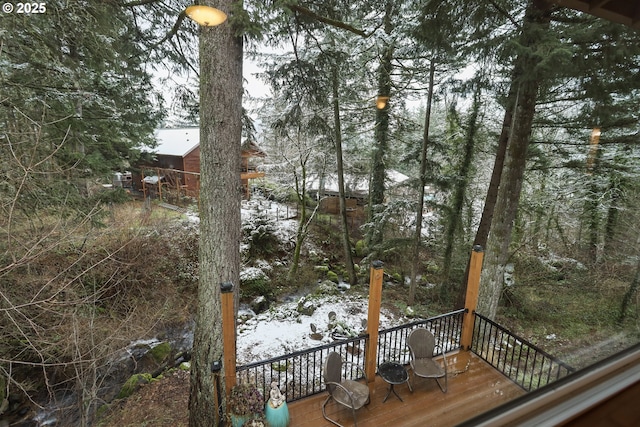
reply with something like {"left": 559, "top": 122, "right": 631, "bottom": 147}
{"left": 442, "top": 78, "right": 481, "bottom": 292}
{"left": 189, "top": 1, "right": 243, "bottom": 425}
{"left": 367, "top": 0, "right": 394, "bottom": 250}
{"left": 287, "top": 153, "right": 308, "bottom": 281}
{"left": 478, "top": 1, "right": 552, "bottom": 319}
{"left": 457, "top": 67, "right": 519, "bottom": 308}
{"left": 332, "top": 63, "right": 357, "bottom": 285}
{"left": 409, "top": 61, "right": 435, "bottom": 306}
{"left": 618, "top": 242, "right": 640, "bottom": 323}
{"left": 585, "top": 145, "right": 603, "bottom": 263}
{"left": 604, "top": 174, "right": 622, "bottom": 254}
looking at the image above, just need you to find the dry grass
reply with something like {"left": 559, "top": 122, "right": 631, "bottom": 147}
{"left": 1, "top": 199, "right": 199, "bottom": 425}
{"left": 97, "top": 369, "right": 190, "bottom": 427}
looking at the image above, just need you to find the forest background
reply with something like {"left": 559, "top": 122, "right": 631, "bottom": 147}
{"left": 1, "top": 0, "right": 640, "bottom": 426}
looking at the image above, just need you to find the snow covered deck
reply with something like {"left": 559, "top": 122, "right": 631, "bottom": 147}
{"left": 287, "top": 350, "right": 525, "bottom": 427}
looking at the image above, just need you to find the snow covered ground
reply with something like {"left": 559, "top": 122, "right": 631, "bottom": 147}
{"left": 235, "top": 292, "right": 409, "bottom": 364}
{"left": 234, "top": 195, "right": 412, "bottom": 364}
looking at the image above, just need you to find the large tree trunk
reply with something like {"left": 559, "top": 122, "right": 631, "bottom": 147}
{"left": 189, "top": 1, "right": 243, "bottom": 425}
{"left": 408, "top": 61, "right": 435, "bottom": 306}
{"left": 456, "top": 67, "right": 519, "bottom": 309}
{"left": 454, "top": 3, "right": 548, "bottom": 308}
{"left": 584, "top": 142, "right": 603, "bottom": 263}
{"left": 366, "top": 0, "right": 394, "bottom": 251}
{"left": 332, "top": 64, "right": 357, "bottom": 285}
{"left": 477, "top": 1, "right": 552, "bottom": 319}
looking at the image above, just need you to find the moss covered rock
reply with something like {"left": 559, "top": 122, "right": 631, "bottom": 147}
{"left": 354, "top": 240, "right": 368, "bottom": 257}
{"left": 149, "top": 342, "right": 171, "bottom": 363}
{"left": 326, "top": 270, "right": 339, "bottom": 282}
{"left": 314, "top": 280, "right": 338, "bottom": 296}
{"left": 117, "top": 373, "right": 153, "bottom": 399}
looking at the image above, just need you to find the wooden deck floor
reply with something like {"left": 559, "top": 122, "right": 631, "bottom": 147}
{"left": 287, "top": 351, "right": 525, "bottom": 427}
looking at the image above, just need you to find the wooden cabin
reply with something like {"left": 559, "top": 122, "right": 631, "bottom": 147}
{"left": 137, "top": 127, "right": 266, "bottom": 201}
{"left": 307, "top": 169, "right": 430, "bottom": 220}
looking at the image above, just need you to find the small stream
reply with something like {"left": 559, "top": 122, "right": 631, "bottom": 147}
{"left": 18, "top": 285, "right": 352, "bottom": 426}
{"left": 22, "top": 322, "right": 195, "bottom": 427}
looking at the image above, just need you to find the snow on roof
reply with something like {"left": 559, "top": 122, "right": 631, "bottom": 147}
{"left": 152, "top": 128, "right": 200, "bottom": 157}
{"left": 148, "top": 128, "right": 266, "bottom": 158}
{"left": 387, "top": 169, "right": 410, "bottom": 185}
{"left": 307, "top": 170, "right": 409, "bottom": 195}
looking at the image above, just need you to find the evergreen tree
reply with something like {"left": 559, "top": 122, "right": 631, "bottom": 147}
{"left": 478, "top": 0, "right": 555, "bottom": 318}
{"left": 1, "top": 1, "right": 163, "bottom": 179}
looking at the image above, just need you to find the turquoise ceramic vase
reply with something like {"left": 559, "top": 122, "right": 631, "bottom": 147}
{"left": 264, "top": 399, "right": 289, "bottom": 427}
{"left": 229, "top": 414, "right": 249, "bottom": 427}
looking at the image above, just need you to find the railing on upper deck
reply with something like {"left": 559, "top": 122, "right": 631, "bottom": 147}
{"left": 376, "top": 309, "right": 465, "bottom": 365}
{"left": 471, "top": 312, "right": 575, "bottom": 391}
{"left": 236, "top": 309, "right": 574, "bottom": 403}
{"left": 236, "top": 309, "right": 465, "bottom": 403}
{"left": 237, "top": 335, "right": 367, "bottom": 403}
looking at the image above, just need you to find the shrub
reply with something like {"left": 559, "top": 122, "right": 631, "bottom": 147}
{"left": 242, "top": 209, "right": 280, "bottom": 258}
{"left": 228, "top": 383, "right": 264, "bottom": 416}
{"left": 240, "top": 267, "right": 272, "bottom": 300}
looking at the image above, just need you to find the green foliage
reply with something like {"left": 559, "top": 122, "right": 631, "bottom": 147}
{"left": 326, "top": 270, "right": 339, "bottom": 282}
{"left": 149, "top": 342, "right": 172, "bottom": 364}
{"left": 94, "top": 188, "right": 132, "bottom": 206}
{"left": 354, "top": 240, "right": 368, "bottom": 257}
{"left": 499, "top": 253, "right": 633, "bottom": 354}
{"left": 240, "top": 267, "right": 275, "bottom": 301}
{"left": 117, "top": 373, "right": 153, "bottom": 399}
{"left": 242, "top": 208, "right": 281, "bottom": 259}
{"left": 270, "top": 361, "right": 289, "bottom": 372}
{"left": 0, "top": 1, "right": 163, "bottom": 177}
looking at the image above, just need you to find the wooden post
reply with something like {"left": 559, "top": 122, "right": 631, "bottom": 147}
{"left": 461, "top": 246, "right": 484, "bottom": 351}
{"left": 221, "top": 282, "right": 236, "bottom": 399}
{"left": 365, "top": 260, "right": 384, "bottom": 391}
{"left": 157, "top": 168, "right": 163, "bottom": 202}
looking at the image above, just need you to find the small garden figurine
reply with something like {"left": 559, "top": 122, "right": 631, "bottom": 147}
{"left": 269, "top": 382, "right": 285, "bottom": 408}
{"left": 265, "top": 382, "right": 290, "bottom": 427}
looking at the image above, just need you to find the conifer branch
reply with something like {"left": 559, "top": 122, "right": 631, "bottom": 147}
{"left": 119, "top": 0, "right": 161, "bottom": 7}
{"left": 288, "top": 4, "right": 368, "bottom": 37}
{"left": 151, "top": 10, "right": 188, "bottom": 51}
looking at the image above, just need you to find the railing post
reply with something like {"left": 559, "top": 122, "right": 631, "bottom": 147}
{"left": 221, "top": 282, "right": 236, "bottom": 398}
{"left": 461, "top": 246, "right": 484, "bottom": 351}
{"left": 365, "top": 260, "right": 384, "bottom": 391}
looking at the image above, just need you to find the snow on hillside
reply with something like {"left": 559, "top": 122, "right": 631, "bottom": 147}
{"left": 236, "top": 292, "right": 409, "bottom": 364}
{"left": 234, "top": 195, "right": 410, "bottom": 364}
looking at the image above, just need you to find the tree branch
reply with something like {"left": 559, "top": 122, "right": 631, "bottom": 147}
{"left": 119, "top": 0, "right": 162, "bottom": 7}
{"left": 151, "top": 10, "right": 188, "bottom": 51}
{"left": 289, "top": 4, "right": 368, "bottom": 37}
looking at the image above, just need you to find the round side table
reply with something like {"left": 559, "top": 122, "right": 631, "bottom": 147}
{"left": 378, "top": 361, "right": 412, "bottom": 402}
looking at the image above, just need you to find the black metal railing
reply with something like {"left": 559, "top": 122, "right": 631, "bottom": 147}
{"left": 236, "top": 334, "right": 367, "bottom": 403}
{"left": 376, "top": 309, "right": 465, "bottom": 366}
{"left": 471, "top": 312, "right": 575, "bottom": 391}
{"left": 236, "top": 309, "right": 465, "bottom": 403}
